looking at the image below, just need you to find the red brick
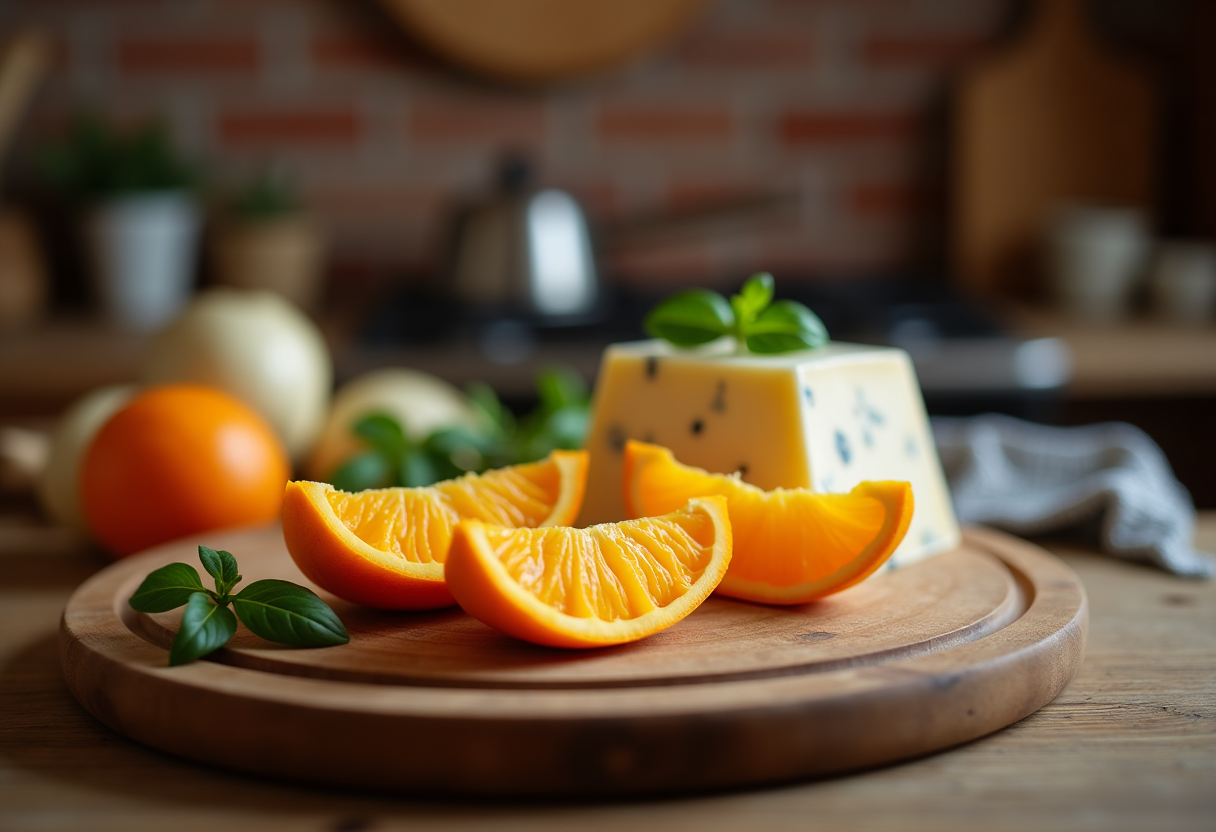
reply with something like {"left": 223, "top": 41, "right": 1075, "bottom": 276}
{"left": 307, "top": 185, "right": 443, "bottom": 220}
{"left": 562, "top": 181, "right": 620, "bottom": 218}
{"left": 850, "top": 181, "right": 921, "bottom": 217}
{"left": 600, "top": 240, "right": 717, "bottom": 283}
{"left": 779, "top": 111, "right": 916, "bottom": 145}
{"left": 310, "top": 34, "right": 432, "bottom": 72}
{"left": 862, "top": 34, "right": 986, "bottom": 66}
{"left": 11, "top": 0, "right": 159, "bottom": 6}
{"left": 598, "top": 107, "right": 733, "bottom": 142}
{"left": 406, "top": 100, "right": 546, "bottom": 146}
{"left": 665, "top": 179, "right": 761, "bottom": 211}
{"left": 674, "top": 32, "right": 813, "bottom": 68}
{"left": 117, "top": 37, "right": 259, "bottom": 76}
{"left": 218, "top": 108, "right": 360, "bottom": 147}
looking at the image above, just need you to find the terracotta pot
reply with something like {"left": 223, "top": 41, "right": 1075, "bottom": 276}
{"left": 211, "top": 215, "right": 326, "bottom": 311}
{"left": 0, "top": 208, "right": 47, "bottom": 331}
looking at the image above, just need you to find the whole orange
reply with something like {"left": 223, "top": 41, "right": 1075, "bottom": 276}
{"left": 80, "top": 384, "right": 290, "bottom": 557}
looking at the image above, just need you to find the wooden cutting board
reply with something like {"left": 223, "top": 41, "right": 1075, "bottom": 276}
{"left": 60, "top": 524, "right": 1086, "bottom": 798}
{"left": 380, "top": 0, "right": 705, "bottom": 83}
{"left": 951, "top": 0, "right": 1156, "bottom": 298}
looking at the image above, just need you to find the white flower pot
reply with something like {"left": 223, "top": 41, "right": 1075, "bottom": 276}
{"left": 87, "top": 192, "right": 200, "bottom": 331}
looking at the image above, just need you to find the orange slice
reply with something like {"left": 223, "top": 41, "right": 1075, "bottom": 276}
{"left": 281, "top": 450, "right": 588, "bottom": 610}
{"left": 623, "top": 441, "right": 913, "bottom": 605}
{"left": 444, "top": 496, "right": 732, "bottom": 648}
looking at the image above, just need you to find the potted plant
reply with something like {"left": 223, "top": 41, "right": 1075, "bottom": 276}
{"left": 210, "top": 168, "right": 325, "bottom": 311}
{"left": 38, "top": 115, "right": 200, "bottom": 331}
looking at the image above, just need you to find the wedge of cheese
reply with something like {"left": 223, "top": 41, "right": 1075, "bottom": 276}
{"left": 578, "top": 339, "right": 960, "bottom": 569}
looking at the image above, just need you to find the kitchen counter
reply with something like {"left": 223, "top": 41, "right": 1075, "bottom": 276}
{"left": 1, "top": 503, "right": 1213, "bottom": 832}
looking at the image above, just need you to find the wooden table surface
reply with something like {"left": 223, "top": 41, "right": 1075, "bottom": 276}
{"left": 2, "top": 503, "right": 1213, "bottom": 832}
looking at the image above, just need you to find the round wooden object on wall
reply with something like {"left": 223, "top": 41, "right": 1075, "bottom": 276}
{"left": 61, "top": 525, "right": 1087, "bottom": 798}
{"left": 379, "top": 0, "right": 706, "bottom": 83}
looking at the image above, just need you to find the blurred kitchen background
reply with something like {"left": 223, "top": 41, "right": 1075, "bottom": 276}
{"left": 0, "top": 0, "right": 1213, "bottom": 504}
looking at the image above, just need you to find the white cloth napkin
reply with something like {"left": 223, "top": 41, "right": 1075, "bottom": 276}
{"left": 931, "top": 413, "right": 1215, "bottom": 578}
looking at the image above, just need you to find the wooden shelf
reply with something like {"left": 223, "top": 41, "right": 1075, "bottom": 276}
{"left": 3, "top": 312, "right": 1214, "bottom": 418}
{"left": 1005, "top": 307, "right": 1216, "bottom": 399}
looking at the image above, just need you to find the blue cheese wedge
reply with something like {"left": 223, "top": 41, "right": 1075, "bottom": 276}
{"left": 578, "top": 339, "right": 960, "bottom": 569}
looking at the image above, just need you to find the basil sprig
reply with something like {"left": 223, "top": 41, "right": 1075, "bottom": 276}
{"left": 644, "top": 273, "right": 828, "bottom": 354}
{"left": 329, "top": 366, "right": 591, "bottom": 492}
{"left": 129, "top": 545, "right": 349, "bottom": 666}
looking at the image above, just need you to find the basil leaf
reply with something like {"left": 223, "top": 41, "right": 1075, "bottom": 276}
{"left": 129, "top": 563, "right": 207, "bottom": 613}
{"left": 352, "top": 412, "right": 409, "bottom": 458}
{"left": 544, "top": 407, "right": 590, "bottom": 450}
{"left": 168, "top": 592, "right": 237, "bottom": 666}
{"left": 399, "top": 448, "right": 438, "bottom": 487}
{"left": 198, "top": 546, "right": 241, "bottom": 596}
{"left": 536, "top": 366, "right": 588, "bottom": 412}
{"left": 644, "top": 289, "right": 734, "bottom": 347}
{"left": 730, "top": 273, "right": 774, "bottom": 326}
{"left": 231, "top": 580, "right": 350, "bottom": 647}
{"left": 466, "top": 381, "right": 515, "bottom": 440}
{"left": 328, "top": 449, "right": 391, "bottom": 492}
{"left": 743, "top": 299, "right": 829, "bottom": 354}
{"left": 423, "top": 426, "right": 489, "bottom": 474}
{"left": 425, "top": 425, "right": 487, "bottom": 457}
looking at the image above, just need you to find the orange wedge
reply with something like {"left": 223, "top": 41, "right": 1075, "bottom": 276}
{"left": 281, "top": 450, "right": 588, "bottom": 610}
{"left": 623, "top": 441, "right": 912, "bottom": 605}
{"left": 444, "top": 496, "right": 732, "bottom": 648}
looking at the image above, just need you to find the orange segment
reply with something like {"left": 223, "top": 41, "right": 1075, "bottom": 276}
{"left": 281, "top": 450, "right": 588, "bottom": 610}
{"left": 444, "top": 496, "right": 732, "bottom": 648}
{"left": 623, "top": 441, "right": 913, "bottom": 605}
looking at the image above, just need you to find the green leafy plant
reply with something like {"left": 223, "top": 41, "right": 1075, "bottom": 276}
{"left": 37, "top": 115, "right": 198, "bottom": 203}
{"left": 643, "top": 273, "right": 828, "bottom": 354}
{"left": 228, "top": 167, "right": 302, "bottom": 220}
{"left": 327, "top": 366, "right": 591, "bottom": 491}
{"left": 128, "top": 545, "right": 349, "bottom": 666}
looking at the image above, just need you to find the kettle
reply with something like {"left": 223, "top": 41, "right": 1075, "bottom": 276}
{"left": 444, "top": 157, "right": 599, "bottom": 322}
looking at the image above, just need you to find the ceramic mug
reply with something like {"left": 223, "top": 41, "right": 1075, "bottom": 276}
{"left": 1045, "top": 205, "right": 1149, "bottom": 322}
{"left": 1148, "top": 242, "right": 1216, "bottom": 326}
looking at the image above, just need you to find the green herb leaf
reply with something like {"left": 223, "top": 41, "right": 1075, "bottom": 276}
{"left": 644, "top": 289, "right": 735, "bottom": 347}
{"left": 645, "top": 275, "right": 829, "bottom": 355}
{"left": 536, "top": 366, "right": 588, "bottom": 411}
{"left": 742, "top": 300, "right": 829, "bottom": 354}
{"left": 231, "top": 580, "right": 350, "bottom": 647}
{"left": 168, "top": 592, "right": 237, "bottom": 666}
{"left": 352, "top": 412, "right": 410, "bottom": 459}
{"left": 230, "top": 167, "right": 300, "bottom": 220}
{"left": 198, "top": 545, "right": 241, "bottom": 597}
{"left": 423, "top": 426, "right": 487, "bottom": 473}
{"left": 466, "top": 381, "right": 515, "bottom": 440}
{"left": 399, "top": 449, "right": 438, "bottom": 488}
{"left": 730, "top": 273, "right": 774, "bottom": 327}
{"left": 328, "top": 449, "right": 392, "bottom": 492}
{"left": 128, "top": 563, "right": 208, "bottom": 613}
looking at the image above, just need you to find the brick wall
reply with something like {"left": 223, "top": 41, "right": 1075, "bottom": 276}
{"left": 2, "top": 0, "right": 1023, "bottom": 293}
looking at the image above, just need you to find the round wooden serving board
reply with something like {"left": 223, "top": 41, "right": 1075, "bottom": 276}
{"left": 60, "top": 525, "right": 1087, "bottom": 798}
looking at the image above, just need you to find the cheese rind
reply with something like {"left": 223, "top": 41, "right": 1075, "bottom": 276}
{"left": 578, "top": 339, "right": 960, "bottom": 569}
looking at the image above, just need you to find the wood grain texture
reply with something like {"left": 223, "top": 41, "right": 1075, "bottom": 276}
{"left": 952, "top": 0, "right": 1156, "bottom": 297}
{"left": 380, "top": 0, "right": 706, "bottom": 83}
{"left": 57, "top": 525, "right": 1085, "bottom": 798}
{"left": 1, "top": 512, "right": 1212, "bottom": 830}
